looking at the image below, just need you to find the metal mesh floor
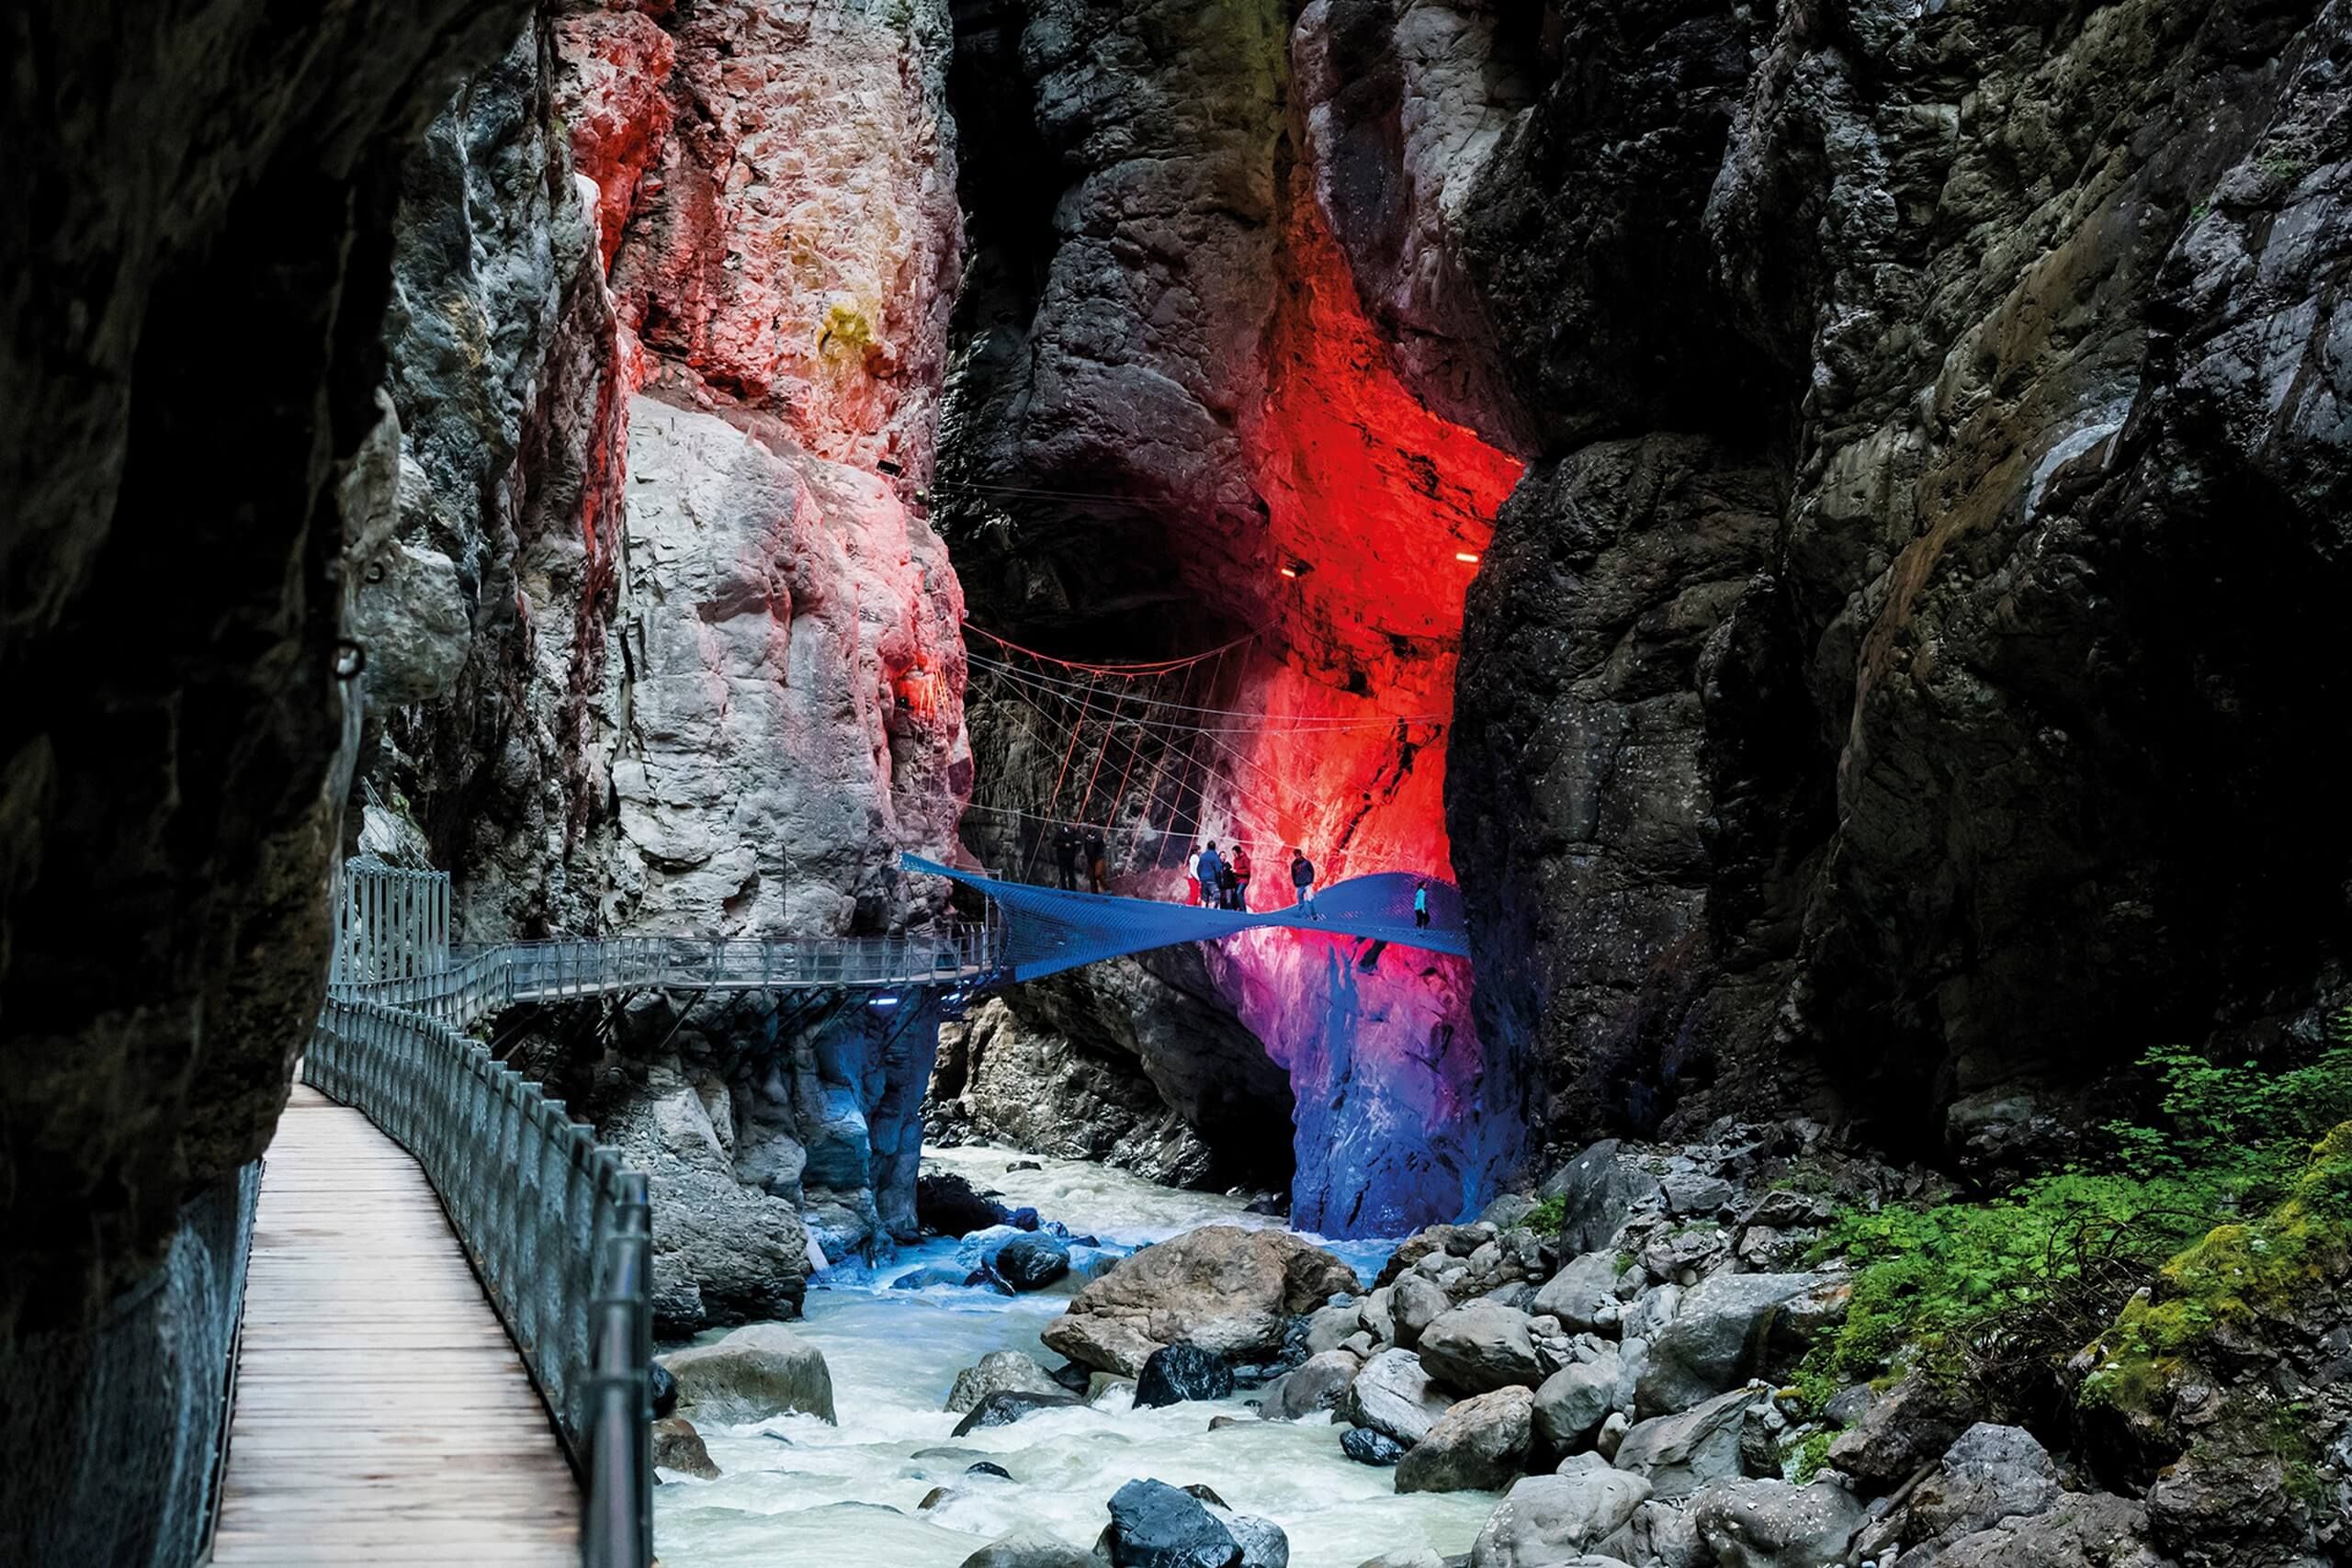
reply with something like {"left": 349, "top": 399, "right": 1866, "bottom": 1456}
{"left": 902, "top": 855, "right": 1468, "bottom": 981}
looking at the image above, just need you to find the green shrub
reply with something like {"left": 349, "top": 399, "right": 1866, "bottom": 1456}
{"left": 1790, "top": 1429, "right": 1836, "bottom": 1485}
{"left": 1807, "top": 1021, "right": 2352, "bottom": 1416}
{"left": 1524, "top": 1195, "right": 1566, "bottom": 1237}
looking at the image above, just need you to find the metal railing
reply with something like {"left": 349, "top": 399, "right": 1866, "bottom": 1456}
{"left": 304, "top": 999, "right": 652, "bottom": 1568}
{"left": 328, "top": 930, "right": 996, "bottom": 1026}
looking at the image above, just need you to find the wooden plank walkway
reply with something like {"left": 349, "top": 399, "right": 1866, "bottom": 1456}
{"left": 211, "top": 1083, "right": 580, "bottom": 1565}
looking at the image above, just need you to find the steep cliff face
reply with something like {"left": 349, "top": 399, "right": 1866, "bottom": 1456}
{"left": 354, "top": 0, "right": 973, "bottom": 1314}
{"left": 937, "top": 0, "right": 1533, "bottom": 1232}
{"left": 0, "top": 0, "right": 529, "bottom": 1552}
{"left": 1446, "top": 0, "right": 2352, "bottom": 1168}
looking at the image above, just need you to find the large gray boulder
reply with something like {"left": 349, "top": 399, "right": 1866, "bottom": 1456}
{"left": 1396, "top": 1386, "right": 1536, "bottom": 1493}
{"left": 1042, "top": 1226, "right": 1358, "bottom": 1375}
{"left": 1594, "top": 1500, "right": 1700, "bottom": 1568}
{"left": 1538, "top": 1143, "right": 1664, "bottom": 1254}
{"left": 1391, "top": 1274, "right": 1452, "bottom": 1348}
{"left": 1343, "top": 1348, "right": 1455, "bottom": 1447}
{"left": 1273, "top": 1349, "right": 1362, "bottom": 1419}
{"left": 1934, "top": 1492, "right": 2169, "bottom": 1568}
{"left": 1611, "top": 1387, "right": 1764, "bottom": 1500}
{"left": 1532, "top": 1253, "right": 1623, "bottom": 1335}
{"left": 946, "top": 1350, "right": 1067, "bottom": 1415}
{"left": 1533, "top": 1351, "right": 1619, "bottom": 1451}
{"left": 658, "top": 1322, "right": 837, "bottom": 1425}
{"left": 1689, "top": 1478, "right": 1865, "bottom": 1568}
{"left": 1826, "top": 1375, "right": 1973, "bottom": 1486}
{"left": 1467, "top": 1469, "right": 1653, "bottom": 1567}
{"left": 1896, "top": 1424, "right": 2064, "bottom": 1554}
{"left": 1419, "top": 1300, "right": 1545, "bottom": 1393}
{"left": 1100, "top": 1479, "right": 1243, "bottom": 1568}
{"left": 1635, "top": 1273, "right": 1834, "bottom": 1416}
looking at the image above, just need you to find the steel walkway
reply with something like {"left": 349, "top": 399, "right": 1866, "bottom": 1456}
{"left": 211, "top": 1084, "right": 579, "bottom": 1565}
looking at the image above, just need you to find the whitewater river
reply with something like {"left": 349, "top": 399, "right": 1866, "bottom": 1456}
{"left": 653, "top": 1143, "right": 1498, "bottom": 1567}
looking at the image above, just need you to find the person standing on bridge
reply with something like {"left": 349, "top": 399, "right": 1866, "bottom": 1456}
{"left": 1414, "top": 878, "right": 1430, "bottom": 930}
{"left": 1230, "top": 844, "right": 1253, "bottom": 910}
{"left": 1085, "top": 826, "right": 1108, "bottom": 894}
{"left": 1195, "top": 841, "right": 1223, "bottom": 908}
{"left": 1053, "top": 823, "right": 1081, "bottom": 890}
{"left": 1290, "top": 847, "right": 1317, "bottom": 918}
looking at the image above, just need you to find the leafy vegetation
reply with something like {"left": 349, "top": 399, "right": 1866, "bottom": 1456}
{"left": 1524, "top": 1194, "right": 1566, "bottom": 1237}
{"left": 1789, "top": 1428, "right": 1836, "bottom": 1485}
{"left": 1803, "top": 1017, "right": 2352, "bottom": 1416}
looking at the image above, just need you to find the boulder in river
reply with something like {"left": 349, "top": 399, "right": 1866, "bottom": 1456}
{"left": 1418, "top": 1300, "right": 1544, "bottom": 1393}
{"left": 651, "top": 1416, "right": 719, "bottom": 1479}
{"left": 995, "top": 1232, "right": 1073, "bottom": 1291}
{"left": 1136, "top": 1343, "right": 1236, "bottom": 1408}
{"left": 649, "top": 1360, "right": 679, "bottom": 1419}
{"left": 952, "top": 1389, "right": 1084, "bottom": 1436}
{"left": 1099, "top": 1477, "right": 1243, "bottom": 1568}
{"left": 1273, "top": 1349, "right": 1361, "bottom": 1418}
{"left": 1396, "top": 1386, "right": 1535, "bottom": 1493}
{"left": 920, "top": 1170, "right": 1013, "bottom": 1235}
{"left": 946, "top": 1350, "right": 1068, "bottom": 1414}
{"left": 1343, "top": 1348, "right": 1453, "bottom": 1447}
{"left": 1342, "top": 1427, "right": 1408, "bottom": 1466}
{"left": 658, "top": 1322, "right": 837, "bottom": 1424}
{"left": 1532, "top": 1253, "right": 1623, "bottom": 1336}
{"left": 1043, "top": 1225, "right": 1358, "bottom": 1375}
{"left": 1533, "top": 1352, "right": 1618, "bottom": 1451}
{"left": 960, "top": 1532, "right": 1101, "bottom": 1568}
{"left": 1389, "top": 1275, "right": 1449, "bottom": 1348}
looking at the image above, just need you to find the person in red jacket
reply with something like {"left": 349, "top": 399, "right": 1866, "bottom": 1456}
{"left": 1229, "top": 844, "right": 1252, "bottom": 910}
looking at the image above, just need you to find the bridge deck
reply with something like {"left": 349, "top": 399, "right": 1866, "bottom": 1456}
{"left": 211, "top": 1083, "right": 578, "bottom": 1565}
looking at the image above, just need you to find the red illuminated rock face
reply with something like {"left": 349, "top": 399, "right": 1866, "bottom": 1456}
{"left": 939, "top": 0, "right": 1527, "bottom": 1230}
{"left": 356, "top": 0, "right": 973, "bottom": 1300}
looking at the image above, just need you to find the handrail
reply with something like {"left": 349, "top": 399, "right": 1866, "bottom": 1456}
{"left": 304, "top": 998, "right": 652, "bottom": 1568}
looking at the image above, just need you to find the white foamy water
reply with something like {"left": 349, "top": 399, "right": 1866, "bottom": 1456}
{"left": 653, "top": 1143, "right": 1495, "bottom": 1568}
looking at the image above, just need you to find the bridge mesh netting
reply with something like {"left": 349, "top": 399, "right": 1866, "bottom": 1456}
{"left": 903, "top": 855, "right": 1466, "bottom": 980}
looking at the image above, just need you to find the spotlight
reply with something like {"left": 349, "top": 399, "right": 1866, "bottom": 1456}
{"left": 869, "top": 994, "right": 900, "bottom": 1008}
{"left": 1279, "top": 558, "right": 1312, "bottom": 580}
{"left": 1454, "top": 552, "right": 1481, "bottom": 564}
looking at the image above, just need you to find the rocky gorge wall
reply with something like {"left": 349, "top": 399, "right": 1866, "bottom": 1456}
{"left": 1444, "top": 0, "right": 2352, "bottom": 1172}
{"left": 347, "top": 0, "right": 977, "bottom": 1323}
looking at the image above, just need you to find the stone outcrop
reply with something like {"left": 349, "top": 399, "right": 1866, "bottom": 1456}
{"left": 657, "top": 1321, "right": 838, "bottom": 1425}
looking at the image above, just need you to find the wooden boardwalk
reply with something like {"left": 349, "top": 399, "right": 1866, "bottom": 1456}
{"left": 211, "top": 1084, "right": 580, "bottom": 1564}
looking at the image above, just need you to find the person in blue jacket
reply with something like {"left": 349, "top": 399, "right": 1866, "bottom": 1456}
{"left": 1414, "top": 879, "right": 1430, "bottom": 929}
{"left": 1194, "top": 841, "right": 1223, "bottom": 908}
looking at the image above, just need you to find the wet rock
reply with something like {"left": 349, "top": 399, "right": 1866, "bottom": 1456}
{"left": 1533, "top": 1352, "right": 1619, "bottom": 1451}
{"left": 1537, "top": 1143, "right": 1667, "bottom": 1254}
{"left": 1826, "top": 1376, "right": 1973, "bottom": 1488}
{"left": 995, "top": 1233, "right": 1073, "bottom": 1292}
{"left": 659, "top": 1323, "right": 837, "bottom": 1425}
{"left": 920, "top": 1171, "right": 1013, "bottom": 1236}
{"left": 1612, "top": 1388, "right": 1766, "bottom": 1501}
{"left": 1211, "top": 1506, "right": 1291, "bottom": 1568}
{"left": 945, "top": 1351, "right": 1067, "bottom": 1415}
{"left": 1532, "top": 1254, "right": 1623, "bottom": 1336}
{"left": 1595, "top": 1500, "right": 1699, "bottom": 1568}
{"left": 650, "top": 1360, "right": 679, "bottom": 1420}
{"left": 651, "top": 1416, "right": 719, "bottom": 1479}
{"left": 1355, "top": 1552, "right": 1444, "bottom": 1568}
{"left": 1689, "top": 1478, "right": 1864, "bottom": 1568}
{"left": 1136, "top": 1344, "right": 1237, "bottom": 1409}
{"left": 1396, "top": 1386, "right": 1536, "bottom": 1493}
{"left": 1344, "top": 1348, "right": 1456, "bottom": 1448}
{"left": 1100, "top": 1478, "right": 1243, "bottom": 1568}
{"left": 1419, "top": 1301, "right": 1544, "bottom": 1393}
{"left": 1309, "top": 1301, "right": 1368, "bottom": 1354}
{"left": 1379, "top": 1225, "right": 1498, "bottom": 1287}
{"left": 952, "top": 1390, "right": 1083, "bottom": 1437}
{"left": 895, "top": 1264, "right": 990, "bottom": 1292}
{"left": 1044, "top": 1227, "right": 1358, "bottom": 1375}
{"left": 1636, "top": 1273, "right": 1837, "bottom": 1416}
{"left": 960, "top": 1533, "right": 1101, "bottom": 1568}
{"left": 1275, "top": 1349, "right": 1363, "bottom": 1419}
{"left": 967, "top": 1461, "right": 1015, "bottom": 1480}
{"left": 1467, "top": 1469, "right": 1653, "bottom": 1566}
{"left": 1343, "top": 1427, "right": 1409, "bottom": 1466}
{"left": 1048, "top": 1360, "right": 1094, "bottom": 1393}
